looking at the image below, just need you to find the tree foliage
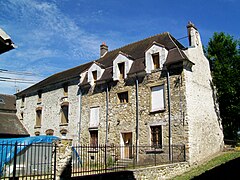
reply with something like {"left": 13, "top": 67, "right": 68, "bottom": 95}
{"left": 206, "top": 32, "right": 240, "bottom": 140}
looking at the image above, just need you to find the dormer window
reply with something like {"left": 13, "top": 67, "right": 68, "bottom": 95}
{"left": 152, "top": 53, "right": 160, "bottom": 69}
{"left": 118, "top": 62, "right": 125, "bottom": 80}
{"left": 113, "top": 52, "right": 133, "bottom": 81}
{"left": 87, "top": 63, "right": 105, "bottom": 85}
{"left": 145, "top": 43, "right": 168, "bottom": 73}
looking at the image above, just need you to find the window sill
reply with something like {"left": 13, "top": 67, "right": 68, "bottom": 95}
{"left": 149, "top": 109, "right": 166, "bottom": 114}
{"left": 34, "top": 125, "right": 41, "bottom": 129}
{"left": 60, "top": 123, "right": 68, "bottom": 126}
{"left": 146, "top": 148, "right": 164, "bottom": 154}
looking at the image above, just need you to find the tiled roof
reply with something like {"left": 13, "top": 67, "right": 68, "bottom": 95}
{"left": 0, "top": 112, "right": 29, "bottom": 136}
{"left": 0, "top": 94, "right": 16, "bottom": 111}
{"left": 16, "top": 32, "right": 189, "bottom": 96}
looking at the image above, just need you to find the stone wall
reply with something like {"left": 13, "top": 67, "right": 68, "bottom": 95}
{"left": 133, "top": 162, "right": 190, "bottom": 179}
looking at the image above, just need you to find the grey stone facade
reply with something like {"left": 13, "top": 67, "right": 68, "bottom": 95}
{"left": 16, "top": 22, "right": 224, "bottom": 165}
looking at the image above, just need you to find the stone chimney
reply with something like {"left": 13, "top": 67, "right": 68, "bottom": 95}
{"left": 100, "top": 42, "right": 108, "bottom": 57}
{"left": 187, "top": 21, "right": 201, "bottom": 47}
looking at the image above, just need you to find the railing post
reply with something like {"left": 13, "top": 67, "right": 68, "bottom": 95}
{"left": 12, "top": 142, "right": 17, "bottom": 180}
{"left": 53, "top": 143, "right": 57, "bottom": 180}
{"left": 104, "top": 144, "right": 107, "bottom": 173}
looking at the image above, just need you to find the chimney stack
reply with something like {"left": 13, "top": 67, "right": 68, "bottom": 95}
{"left": 100, "top": 42, "right": 108, "bottom": 57}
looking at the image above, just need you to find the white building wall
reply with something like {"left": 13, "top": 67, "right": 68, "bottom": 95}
{"left": 16, "top": 83, "right": 80, "bottom": 142}
{"left": 184, "top": 45, "right": 224, "bottom": 164}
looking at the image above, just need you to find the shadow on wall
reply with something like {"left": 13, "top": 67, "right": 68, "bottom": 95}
{"left": 71, "top": 171, "right": 136, "bottom": 180}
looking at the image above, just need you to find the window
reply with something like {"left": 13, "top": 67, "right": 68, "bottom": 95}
{"left": 61, "top": 105, "right": 69, "bottom": 124}
{"left": 20, "top": 112, "right": 23, "bottom": 120}
{"left": 151, "top": 126, "right": 162, "bottom": 148}
{"left": 90, "top": 130, "right": 98, "bottom": 147}
{"left": 151, "top": 85, "right": 165, "bottom": 112}
{"left": 0, "top": 98, "right": 4, "bottom": 104}
{"left": 152, "top": 53, "right": 160, "bottom": 69}
{"left": 21, "top": 96, "right": 25, "bottom": 107}
{"left": 90, "top": 107, "right": 99, "bottom": 128}
{"left": 63, "top": 84, "right": 68, "bottom": 97}
{"left": 92, "top": 70, "right": 97, "bottom": 81}
{"left": 36, "top": 109, "right": 42, "bottom": 127}
{"left": 118, "top": 62, "right": 125, "bottom": 79}
{"left": 38, "top": 91, "right": 42, "bottom": 103}
{"left": 117, "top": 91, "right": 128, "bottom": 104}
{"left": 45, "top": 129, "right": 54, "bottom": 135}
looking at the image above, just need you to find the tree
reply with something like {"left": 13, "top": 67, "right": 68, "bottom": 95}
{"left": 206, "top": 32, "right": 240, "bottom": 140}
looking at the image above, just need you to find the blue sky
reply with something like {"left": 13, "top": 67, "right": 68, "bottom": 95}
{"left": 0, "top": 0, "right": 239, "bottom": 94}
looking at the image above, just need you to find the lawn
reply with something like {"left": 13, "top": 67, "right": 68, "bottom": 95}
{"left": 173, "top": 149, "right": 240, "bottom": 180}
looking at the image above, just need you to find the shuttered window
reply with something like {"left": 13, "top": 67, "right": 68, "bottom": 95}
{"left": 89, "top": 107, "right": 99, "bottom": 128}
{"left": 151, "top": 85, "right": 165, "bottom": 112}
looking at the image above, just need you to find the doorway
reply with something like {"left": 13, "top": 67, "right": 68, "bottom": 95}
{"left": 121, "top": 132, "right": 133, "bottom": 159}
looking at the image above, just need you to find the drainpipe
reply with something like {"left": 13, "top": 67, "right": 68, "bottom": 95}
{"left": 105, "top": 83, "right": 109, "bottom": 145}
{"left": 166, "top": 68, "right": 173, "bottom": 162}
{"left": 135, "top": 76, "right": 139, "bottom": 162}
{"left": 78, "top": 87, "right": 82, "bottom": 144}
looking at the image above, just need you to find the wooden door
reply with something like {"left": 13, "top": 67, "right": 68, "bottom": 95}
{"left": 122, "top": 132, "right": 132, "bottom": 159}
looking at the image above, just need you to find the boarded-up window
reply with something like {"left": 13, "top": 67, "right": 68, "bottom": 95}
{"left": 92, "top": 70, "right": 97, "bottom": 81}
{"left": 36, "top": 110, "right": 42, "bottom": 127}
{"left": 152, "top": 53, "right": 160, "bottom": 69}
{"left": 61, "top": 105, "right": 69, "bottom": 124}
{"left": 90, "top": 130, "right": 98, "bottom": 147}
{"left": 151, "top": 126, "right": 162, "bottom": 148}
{"left": 89, "top": 107, "right": 99, "bottom": 128}
{"left": 151, "top": 85, "right": 165, "bottom": 111}
{"left": 117, "top": 91, "right": 128, "bottom": 104}
{"left": 118, "top": 62, "right": 125, "bottom": 79}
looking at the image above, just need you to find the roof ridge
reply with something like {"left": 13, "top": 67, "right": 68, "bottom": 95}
{"left": 167, "top": 33, "right": 185, "bottom": 59}
{"left": 100, "top": 32, "right": 169, "bottom": 57}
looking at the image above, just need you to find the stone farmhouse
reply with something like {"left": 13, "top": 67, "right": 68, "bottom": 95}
{"left": 16, "top": 22, "right": 224, "bottom": 164}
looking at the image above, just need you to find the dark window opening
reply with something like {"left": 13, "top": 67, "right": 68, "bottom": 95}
{"left": 63, "top": 84, "right": 68, "bottom": 97}
{"left": 152, "top": 53, "right": 160, "bottom": 69}
{"left": 117, "top": 91, "right": 128, "bottom": 104}
{"left": 92, "top": 70, "right": 97, "bottom": 81}
{"left": 38, "top": 91, "right": 42, "bottom": 102}
{"left": 151, "top": 126, "right": 162, "bottom": 148}
{"left": 118, "top": 62, "right": 125, "bottom": 79}
{"left": 61, "top": 105, "right": 69, "bottom": 124}
{"left": 36, "top": 110, "right": 42, "bottom": 127}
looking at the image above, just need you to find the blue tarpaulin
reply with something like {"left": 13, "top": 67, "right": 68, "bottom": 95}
{"left": 0, "top": 135, "right": 59, "bottom": 175}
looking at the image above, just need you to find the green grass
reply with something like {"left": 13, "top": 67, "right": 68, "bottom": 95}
{"left": 173, "top": 150, "right": 240, "bottom": 180}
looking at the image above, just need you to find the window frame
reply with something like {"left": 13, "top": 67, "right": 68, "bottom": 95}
{"left": 35, "top": 109, "right": 42, "bottom": 128}
{"left": 150, "top": 125, "right": 163, "bottom": 149}
{"left": 61, "top": 104, "right": 69, "bottom": 125}
{"left": 150, "top": 84, "right": 165, "bottom": 112}
{"left": 152, "top": 52, "right": 160, "bottom": 70}
{"left": 89, "top": 130, "right": 98, "bottom": 148}
{"left": 118, "top": 62, "right": 125, "bottom": 80}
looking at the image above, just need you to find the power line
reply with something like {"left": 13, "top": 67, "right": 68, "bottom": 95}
{"left": 0, "top": 79, "right": 35, "bottom": 84}
{"left": 0, "top": 69, "right": 42, "bottom": 76}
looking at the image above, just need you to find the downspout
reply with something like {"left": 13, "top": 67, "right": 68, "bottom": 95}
{"left": 166, "top": 68, "right": 173, "bottom": 162}
{"left": 135, "top": 76, "right": 139, "bottom": 162}
{"left": 78, "top": 87, "right": 82, "bottom": 144}
{"left": 105, "top": 83, "right": 109, "bottom": 145}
